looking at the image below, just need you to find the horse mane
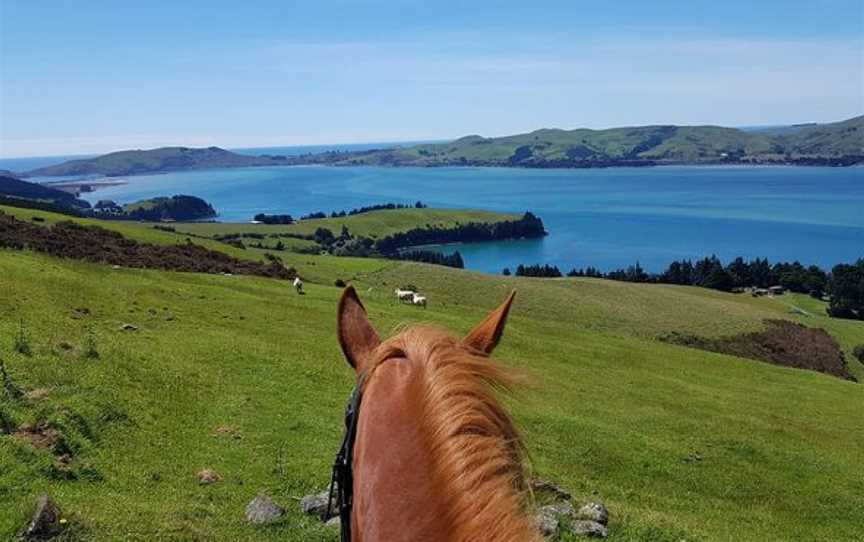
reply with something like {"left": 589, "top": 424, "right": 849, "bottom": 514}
{"left": 370, "top": 326, "right": 542, "bottom": 542}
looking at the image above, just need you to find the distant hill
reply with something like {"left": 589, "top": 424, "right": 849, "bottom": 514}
{"left": 25, "top": 146, "right": 289, "bottom": 177}
{"left": 297, "top": 115, "right": 863, "bottom": 168}
{"left": 24, "top": 116, "right": 864, "bottom": 177}
{"left": 0, "top": 175, "right": 90, "bottom": 209}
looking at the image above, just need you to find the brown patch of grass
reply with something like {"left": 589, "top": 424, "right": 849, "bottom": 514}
{"left": 662, "top": 319, "right": 856, "bottom": 381}
{"left": 14, "top": 422, "right": 61, "bottom": 449}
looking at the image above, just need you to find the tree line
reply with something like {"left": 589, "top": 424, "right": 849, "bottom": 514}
{"left": 505, "top": 255, "right": 864, "bottom": 320}
{"left": 298, "top": 201, "right": 427, "bottom": 221}
{"left": 293, "top": 214, "right": 544, "bottom": 269}
{"left": 374, "top": 212, "right": 546, "bottom": 253}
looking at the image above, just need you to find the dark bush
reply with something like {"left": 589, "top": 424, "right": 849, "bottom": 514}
{"left": 0, "top": 211, "right": 295, "bottom": 281}
{"left": 334, "top": 279, "right": 346, "bottom": 287}
{"left": 854, "top": 344, "right": 864, "bottom": 363}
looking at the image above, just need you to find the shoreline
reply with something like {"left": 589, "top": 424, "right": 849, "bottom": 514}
{"left": 20, "top": 159, "right": 863, "bottom": 181}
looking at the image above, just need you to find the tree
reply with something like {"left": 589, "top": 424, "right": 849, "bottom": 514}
{"left": 701, "top": 264, "right": 735, "bottom": 292}
{"left": 726, "top": 257, "right": 750, "bottom": 287}
{"left": 314, "top": 227, "right": 335, "bottom": 246}
{"left": 827, "top": 260, "right": 864, "bottom": 319}
{"left": 502, "top": 267, "right": 511, "bottom": 276}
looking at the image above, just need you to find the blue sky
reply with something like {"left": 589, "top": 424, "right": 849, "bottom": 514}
{"left": 1, "top": 0, "right": 862, "bottom": 157}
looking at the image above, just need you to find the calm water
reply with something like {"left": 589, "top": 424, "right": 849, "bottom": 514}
{"left": 49, "top": 164, "right": 862, "bottom": 274}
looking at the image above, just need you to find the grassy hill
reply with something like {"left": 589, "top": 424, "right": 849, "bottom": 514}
{"left": 25, "top": 147, "right": 288, "bottom": 178}
{"left": 1, "top": 209, "right": 863, "bottom": 541}
{"left": 24, "top": 116, "right": 864, "bottom": 177}
{"left": 172, "top": 207, "right": 519, "bottom": 238}
{"left": 302, "top": 116, "right": 863, "bottom": 167}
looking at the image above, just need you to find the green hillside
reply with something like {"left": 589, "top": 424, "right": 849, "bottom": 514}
{"left": 1, "top": 207, "right": 863, "bottom": 541}
{"left": 25, "top": 147, "right": 287, "bottom": 178}
{"left": 299, "top": 116, "right": 863, "bottom": 167}
{"left": 24, "top": 116, "right": 864, "bottom": 177}
{"left": 172, "top": 207, "right": 519, "bottom": 238}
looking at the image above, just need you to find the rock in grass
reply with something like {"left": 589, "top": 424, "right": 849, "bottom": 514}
{"left": 300, "top": 489, "right": 334, "bottom": 520}
{"left": 567, "top": 520, "right": 608, "bottom": 538}
{"left": 120, "top": 323, "right": 138, "bottom": 332}
{"left": 536, "top": 500, "right": 610, "bottom": 539}
{"left": 325, "top": 516, "right": 341, "bottom": 530}
{"left": 24, "top": 493, "right": 62, "bottom": 539}
{"left": 534, "top": 507, "right": 560, "bottom": 538}
{"left": 576, "top": 502, "right": 609, "bottom": 525}
{"left": 197, "top": 469, "right": 221, "bottom": 485}
{"left": 245, "top": 494, "right": 284, "bottom": 524}
{"left": 540, "top": 501, "right": 575, "bottom": 517}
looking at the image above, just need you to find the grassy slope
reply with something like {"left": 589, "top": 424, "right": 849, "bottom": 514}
{"left": 0, "top": 205, "right": 516, "bottom": 271}
{"left": 168, "top": 208, "right": 519, "bottom": 239}
{"left": 24, "top": 147, "right": 278, "bottom": 178}
{"left": 1, "top": 246, "right": 863, "bottom": 541}
{"left": 331, "top": 117, "right": 863, "bottom": 166}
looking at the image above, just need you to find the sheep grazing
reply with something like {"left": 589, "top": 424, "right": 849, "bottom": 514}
{"left": 395, "top": 288, "right": 415, "bottom": 303}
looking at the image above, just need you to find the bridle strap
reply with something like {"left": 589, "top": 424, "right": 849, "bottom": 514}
{"left": 327, "top": 370, "right": 367, "bottom": 541}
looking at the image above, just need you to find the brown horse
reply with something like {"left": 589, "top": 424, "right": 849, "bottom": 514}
{"left": 335, "top": 286, "right": 542, "bottom": 542}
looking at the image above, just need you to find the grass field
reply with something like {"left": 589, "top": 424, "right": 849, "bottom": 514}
{"left": 167, "top": 208, "right": 520, "bottom": 238}
{"left": 1, "top": 209, "right": 863, "bottom": 541}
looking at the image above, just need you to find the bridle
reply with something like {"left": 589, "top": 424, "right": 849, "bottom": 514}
{"left": 327, "top": 370, "right": 367, "bottom": 542}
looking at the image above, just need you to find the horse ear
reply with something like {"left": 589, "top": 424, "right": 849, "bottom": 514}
{"left": 464, "top": 290, "right": 516, "bottom": 354}
{"left": 337, "top": 285, "right": 381, "bottom": 371}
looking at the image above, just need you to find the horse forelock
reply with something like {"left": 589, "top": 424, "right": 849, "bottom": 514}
{"left": 362, "top": 326, "right": 541, "bottom": 542}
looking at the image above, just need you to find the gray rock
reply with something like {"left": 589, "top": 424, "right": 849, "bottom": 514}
{"left": 325, "top": 516, "right": 341, "bottom": 530}
{"left": 535, "top": 503, "right": 576, "bottom": 539}
{"left": 300, "top": 489, "right": 334, "bottom": 520}
{"left": 576, "top": 502, "right": 609, "bottom": 526}
{"left": 567, "top": 520, "right": 608, "bottom": 538}
{"left": 537, "top": 501, "right": 610, "bottom": 539}
{"left": 120, "top": 323, "right": 138, "bottom": 331}
{"left": 534, "top": 508, "right": 560, "bottom": 538}
{"left": 541, "top": 501, "right": 575, "bottom": 517}
{"left": 24, "top": 493, "right": 62, "bottom": 539}
{"left": 245, "top": 494, "right": 284, "bottom": 524}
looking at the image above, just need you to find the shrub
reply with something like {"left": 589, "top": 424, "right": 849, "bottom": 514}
{"left": 334, "top": 279, "right": 346, "bottom": 288}
{"left": 854, "top": 344, "right": 864, "bottom": 363}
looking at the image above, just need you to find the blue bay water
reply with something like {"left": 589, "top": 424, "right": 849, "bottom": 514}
{"left": 59, "top": 164, "right": 863, "bottom": 274}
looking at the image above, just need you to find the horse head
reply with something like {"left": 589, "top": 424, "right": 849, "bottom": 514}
{"left": 334, "top": 286, "right": 540, "bottom": 542}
